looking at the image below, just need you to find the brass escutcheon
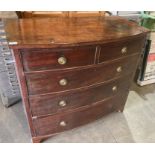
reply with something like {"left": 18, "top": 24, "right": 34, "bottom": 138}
{"left": 58, "top": 56, "right": 67, "bottom": 65}
{"left": 121, "top": 47, "right": 127, "bottom": 54}
{"left": 59, "top": 100, "right": 67, "bottom": 107}
{"left": 59, "top": 78, "right": 68, "bottom": 86}
{"left": 60, "top": 121, "right": 67, "bottom": 127}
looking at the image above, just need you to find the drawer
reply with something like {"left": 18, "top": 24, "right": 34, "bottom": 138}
{"left": 33, "top": 94, "right": 128, "bottom": 136}
{"left": 99, "top": 37, "right": 145, "bottom": 63}
{"left": 26, "top": 54, "right": 139, "bottom": 95}
{"left": 29, "top": 76, "right": 131, "bottom": 117}
{"left": 21, "top": 46, "right": 96, "bottom": 71}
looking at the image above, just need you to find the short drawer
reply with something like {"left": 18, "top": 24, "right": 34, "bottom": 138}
{"left": 21, "top": 46, "right": 96, "bottom": 71}
{"left": 99, "top": 37, "right": 145, "bottom": 63}
{"left": 26, "top": 54, "right": 139, "bottom": 95}
{"left": 32, "top": 94, "right": 127, "bottom": 136}
{"left": 29, "top": 76, "right": 131, "bottom": 117}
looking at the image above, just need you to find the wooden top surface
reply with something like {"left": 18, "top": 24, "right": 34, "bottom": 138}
{"left": 3, "top": 16, "right": 148, "bottom": 48}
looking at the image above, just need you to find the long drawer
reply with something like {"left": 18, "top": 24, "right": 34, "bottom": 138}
{"left": 33, "top": 93, "right": 128, "bottom": 136}
{"left": 29, "top": 76, "right": 131, "bottom": 117}
{"left": 21, "top": 46, "right": 96, "bottom": 71}
{"left": 26, "top": 54, "right": 139, "bottom": 95}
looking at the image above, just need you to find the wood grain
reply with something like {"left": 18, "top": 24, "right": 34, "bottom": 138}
{"left": 99, "top": 37, "right": 145, "bottom": 63}
{"left": 21, "top": 46, "right": 96, "bottom": 71}
{"left": 29, "top": 76, "right": 131, "bottom": 117}
{"left": 3, "top": 16, "right": 148, "bottom": 48}
{"left": 33, "top": 93, "right": 128, "bottom": 136}
{"left": 8, "top": 17, "right": 148, "bottom": 142}
{"left": 26, "top": 54, "right": 139, "bottom": 95}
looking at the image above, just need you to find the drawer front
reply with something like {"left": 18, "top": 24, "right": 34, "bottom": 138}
{"left": 26, "top": 54, "right": 139, "bottom": 95}
{"left": 33, "top": 94, "right": 128, "bottom": 136}
{"left": 30, "top": 76, "right": 131, "bottom": 117}
{"left": 99, "top": 37, "right": 144, "bottom": 63}
{"left": 21, "top": 46, "right": 96, "bottom": 71}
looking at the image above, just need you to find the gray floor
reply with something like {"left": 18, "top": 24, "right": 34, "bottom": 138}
{"left": 0, "top": 82, "right": 155, "bottom": 143}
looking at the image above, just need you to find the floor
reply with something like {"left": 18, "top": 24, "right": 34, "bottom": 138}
{"left": 0, "top": 82, "right": 155, "bottom": 143}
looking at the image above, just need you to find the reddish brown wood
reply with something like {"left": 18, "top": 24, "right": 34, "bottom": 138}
{"left": 32, "top": 137, "right": 43, "bottom": 143}
{"left": 12, "top": 50, "right": 36, "bottom": 137}
{"left": 6, "top": 17, "right": 149, "bottom": 142}
{"left": 21, "top": 46, "right": 96, "bottom": 71}
{"left": 16, "top": 11, "right": 110, "bottom": 19}
{"left": 16, "top": 11, "right": 69, "bottom": 18}
{"left": 3, "top": 17, "right": 148, "bottom": 49}
{"left": 99, "top": 37, "right": 145, "bottom": 63}
{"left": 68, "top": 11, "right": 109, "bottom": 17}
{"left": 29, "top": 76, "right": 131, "bottom": 117}
{"left": 26, "top": 54, "right": 139, "bottom": 95}
{"left": 20, "top": 37, "right": 144, "bottom": 72}
{"left": 32, "top": 94, "right": 128, "bottom": 136}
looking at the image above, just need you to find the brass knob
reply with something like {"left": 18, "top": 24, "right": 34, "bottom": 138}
{"left": 60, "top": 121, "right": 67, "bottom": 127}
{"left": 121, "top": 47, "right": 127, "bottom": 54}
{"left": 117, "top": 66, "right": 122, "bottom": 73}
{"left": 112, "top": 86, "right": 117, "bottom": 92}
{"left": 58, "top": 56, "right": 67, "bottom": 65}
{"left": 59, "top": 78, "right": 68, "bottom": 86}
{"left": 50, "top": 39, "right": 55, "bottom": 44}
{"left": 59, "top": 100, "right": 67, "bottom": 107}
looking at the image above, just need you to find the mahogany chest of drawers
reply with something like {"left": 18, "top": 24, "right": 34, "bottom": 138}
{"left": 3, "top": 16, "right": 148, "bottom": 142}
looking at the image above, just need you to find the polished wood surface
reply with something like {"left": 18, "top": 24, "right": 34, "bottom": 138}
{"left": 30, "top": 76, "right": 131, "bottom": 117}
{"left": 16, "top": 11, "right": 111, "bottom": 18}
{"left": 21, "top": 46, "right": 96, "bottom": 71}
{"left": 4, "top": 17, "right": 148, "bottom": 47}
{"left": 21, "top": 37, "right": 144, "bottom": 72}
{"left": 99, "top": 37, "right": 145, "bottom": 63}
{"left": 6, "top": 17, "right": 148, "bottom": 142}
{"left": 33, "top": 94, "right": 128, "bottom": 136}
{"left": 26, "top": 54, "right": 139, "bottom": 95}
{"left": 16, "top": 11, "right": 69, "bottom": 18}
{"left": 69, "top": 11, "right": 110, "bottom": 17}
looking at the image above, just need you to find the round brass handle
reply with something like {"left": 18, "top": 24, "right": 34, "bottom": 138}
{"left": 59, "top": 78, "right": 68, "bottom": 86}
{"left": 112, "top": 86, "right": 117, "bottom": 92}
{"left": 60, "top": 121, "right": 67, "bottom": 127}
{"left": 121, "top": 47, "right": 127, "bottom": 54}
{"left": 117, "top": 66, "right": 122, "bottom": 73}
{"left": 50, "top": 39, "right": 55, "bottom": 44}
{"left": 58, "top": 56, "right": 67, "bottom": 65}
{"left": 59, "top": 100, "right": 67, "bottom": 107}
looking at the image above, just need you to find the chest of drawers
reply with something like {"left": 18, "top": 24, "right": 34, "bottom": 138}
{"left": 3, "top": 16, "right": 148, "bottom": 142}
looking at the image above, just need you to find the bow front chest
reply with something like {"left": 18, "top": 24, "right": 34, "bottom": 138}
{"left": 3, "top": 17, "right": 148, "bottom": 142}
